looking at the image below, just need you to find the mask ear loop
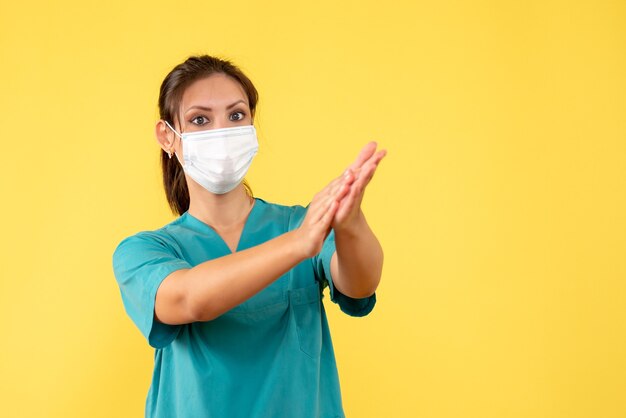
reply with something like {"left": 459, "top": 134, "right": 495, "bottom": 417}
{"left": 164, "top": 120, "right": 183, "bottom": 138}
{"left": 164, "top": 120, "right": 183, "bottom": 159}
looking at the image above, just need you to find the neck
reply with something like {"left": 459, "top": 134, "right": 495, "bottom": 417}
{"left": 187, "top": 181, "right": 254, "bottom": 230}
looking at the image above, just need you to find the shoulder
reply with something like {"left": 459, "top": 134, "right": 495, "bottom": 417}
{"left": 112, "top": 217, "right": 186, "bottom": 261}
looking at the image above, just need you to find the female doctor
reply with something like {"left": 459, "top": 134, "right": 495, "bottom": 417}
{"left": 112, "top": 55, "right": 386, "bottom": 418}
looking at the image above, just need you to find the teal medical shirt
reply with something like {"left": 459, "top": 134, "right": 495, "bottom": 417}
{"left": 112, "top": 197, "right": 376, "bottom": 418}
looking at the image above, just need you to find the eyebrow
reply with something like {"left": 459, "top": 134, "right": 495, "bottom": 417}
{"left": 185, "top": 99, "right": 247, "bottom": 114}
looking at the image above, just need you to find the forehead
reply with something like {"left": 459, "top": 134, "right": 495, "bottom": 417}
{"left": 181, "top": 73, "right": 248, "bottom": 110}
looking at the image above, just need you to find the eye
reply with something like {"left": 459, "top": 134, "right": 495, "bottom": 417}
{"left": 191, "top": 115, "right": 209, "bottom": 125}
{"left": 230, "top": 111, "right": 246, "bottom": 121}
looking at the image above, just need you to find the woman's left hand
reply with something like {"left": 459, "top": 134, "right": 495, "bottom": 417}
{"left": 332, "top": 142, "right": 387, "bottom": 233}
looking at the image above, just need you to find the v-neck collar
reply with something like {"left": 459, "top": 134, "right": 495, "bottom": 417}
{"left": 182, "top": 197, "right": 263, "bottom": 254}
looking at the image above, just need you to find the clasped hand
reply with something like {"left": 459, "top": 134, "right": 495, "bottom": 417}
{"left": 297, "top": 142, "right": 387, "bottom": 258}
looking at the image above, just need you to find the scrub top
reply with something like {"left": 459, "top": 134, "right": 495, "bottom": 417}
{"left": 112, "top": 197, "right": 376, "bottom": 418}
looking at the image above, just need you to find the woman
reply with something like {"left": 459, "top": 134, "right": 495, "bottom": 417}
{"left": 112, "top": 55, "right": 386, "bottom": 418}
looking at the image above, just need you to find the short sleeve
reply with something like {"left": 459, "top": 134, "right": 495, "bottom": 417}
{"left": 313, "top": 229, "right": 377, "bottom": 317}
{"left": 112, "top": 232, "right": 192, "bottom": 349}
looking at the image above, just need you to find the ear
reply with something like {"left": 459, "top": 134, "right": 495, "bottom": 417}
{"left": 155, "top": 120, "right": 176, "bottom": 153}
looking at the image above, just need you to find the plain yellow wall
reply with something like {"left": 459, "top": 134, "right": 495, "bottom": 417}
{"left": 1, "top": 0, "right": 625, "bottom": 417}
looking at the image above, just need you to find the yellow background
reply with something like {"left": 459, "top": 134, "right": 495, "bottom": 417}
{"left": 1, "top": 0, "right": 625, "bottom": 417}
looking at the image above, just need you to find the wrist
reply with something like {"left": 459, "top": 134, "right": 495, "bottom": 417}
{"left": 334, "top": 209, "right": 367, "bottom": 237}
{"left": 287, "top": 228, "right": 314, "bottom": 261}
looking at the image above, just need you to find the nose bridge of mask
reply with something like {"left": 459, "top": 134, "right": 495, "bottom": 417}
{"left": 164, "top": 120, "right": 256, "bottom": 143}
{"left": 192, "top": 130, "right": 257, "bottom": 158}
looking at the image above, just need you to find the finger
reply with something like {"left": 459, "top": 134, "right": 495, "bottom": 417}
{"left": 348, "top": 142, "right": 378, "bottom": 171}
{"left": 335, "top": 164, "right": 375, "bottom": 218}
{"left": 327, "top": 178, "right": 354, "bottom": 218}
{"left": 347, "top": 167, "right": 378, "bottom": 203}
{"left": 333, "top": 180, "right": 351, "bottom": 202}
{"left": 319, "top": 177, "right": 340, "bottom": 198}
{"left": 334, "top": 150, "right": 387, "bottom": 222}
{"left": 315, "top": 193, "right": 340, "bottom": 222}
{"left": 322, "top": 170, "right": 355, "bottom": 199}
{"left": 370, "top": 149, "right": 387, "bottom": 165}
{"left": 346, "top": 166, "right": 369, "bottom": 190}
{"left": 327, "top": 176, "right": 345, "bottom": 197}
{"left": 321, "top": 199, "right": 339, "bottom": 228}
{"left": 309, "top": 174, "right": 353, "bottom": 223}
{"left": 356, "top": 161, "right": 379, "bottom": 187}
{"left": 351, "top": 151, "right": 386, "bottom": 190}
{"left": 336, "top": 172, "right": 356, "bottom": 195}
{"left": 353, "top": 149, "right": 386, "bottom": 181}
{"left": 334, "top": 186, "right": 358, "bottom": 222}
{"left": 327, "top": 172, "right": 355, "bottom": 199}
{"left": 314, "top": 198, "right": 339, "bottom": 228}
{"left": 307, "top": 192, "right": 332, "bottom": 222}
{"left": 311, "top": 195, "right": 333, "bottom": 226}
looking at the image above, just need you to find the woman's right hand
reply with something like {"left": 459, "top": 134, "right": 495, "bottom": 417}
{"left": 295, "top": 171, "right": 355, "bottom": 259}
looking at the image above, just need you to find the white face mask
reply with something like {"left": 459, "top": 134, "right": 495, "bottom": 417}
{"left": 165, "top": 121, "right": 259, "bottom": 195}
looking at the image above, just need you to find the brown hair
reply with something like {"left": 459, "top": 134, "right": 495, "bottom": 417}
{"left": 157, "top": 55, "right": 258, "bottom": 215}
